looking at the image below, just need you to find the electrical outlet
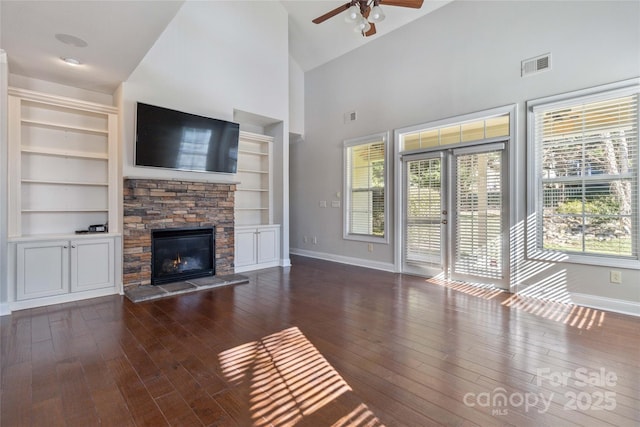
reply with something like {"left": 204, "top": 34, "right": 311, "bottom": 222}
{"left": 610, "top": 270, "right": 622, "bottom": 284}
{"left": 368, "top": 243, "right": 373, "bottom": 252}
{"left": 313, "top": 236, "right": 318, "bottom": 245}
{"left": 319, "top": 200, "right": 327, "bottom": 208}
{"left": 331, "top": 200, "right": 340, "bottom": 208}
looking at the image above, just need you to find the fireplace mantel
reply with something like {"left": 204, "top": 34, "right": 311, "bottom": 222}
{"left": 123, "top": 175, "right": 240, "bottom": 185}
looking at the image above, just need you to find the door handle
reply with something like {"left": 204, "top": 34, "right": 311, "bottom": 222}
{"left": 442, "top": 219, "right": 448, "bottom": 224}
{"left": 442, "top": 210, "right": 447, "bottom": 215}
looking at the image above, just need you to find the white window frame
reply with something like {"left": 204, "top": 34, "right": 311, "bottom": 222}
{"left": 526, "top": 78, "right": 640, "bottom": 269}
{"left": 343, "top": 132, "right": 390, "bottom": 244}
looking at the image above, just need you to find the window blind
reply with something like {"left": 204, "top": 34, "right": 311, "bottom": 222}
{"left": 404, "top": 157, "right": 442, "bottom": 265}
{"left": 346, "top": 140, "right": 385, "bottom": 238}
{"left": 535, "top": 93, "right": 639, "bottom": 258}
{"left": 454, "top": 151, "right": 503, "bottom": 278}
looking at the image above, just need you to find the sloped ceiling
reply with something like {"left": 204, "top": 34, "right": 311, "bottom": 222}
{"left": 0, "top": 0, "right": 185, "bottom": 93}
{"left": 0, "top": 0, "right": 450, "bottom": 94}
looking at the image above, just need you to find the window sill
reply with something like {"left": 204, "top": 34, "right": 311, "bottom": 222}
{"left": 527, "top": 249, "right": 640, "bottom": 270}
{"left": 343, "top": 234, "right": 389, "bottom": 245}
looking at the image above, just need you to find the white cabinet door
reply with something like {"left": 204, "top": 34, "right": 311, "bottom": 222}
{"left": 257, "top": 227, "right": 279, "bottom": 264}
{"left": 235, "top": 228, "right": 258, "bottom": 267}
{"left": 71, "top": 238, "right": 114, "bottom": 292}
{"left": 235, "top": 225, "right": 280, "bottom": 272}
{"left": 17, "top": 241, "right": 69, "bottom": 300}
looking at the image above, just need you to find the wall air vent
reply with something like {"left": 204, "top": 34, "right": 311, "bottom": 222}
{"left": 521, "top": 53, "right": 551, "bottom": 77}
{"left": 344, "top": 110, "right": 357, "bottom": 123}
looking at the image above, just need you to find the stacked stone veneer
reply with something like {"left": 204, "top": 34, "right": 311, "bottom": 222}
{"left": 123, "top": 178, "right": 235, "bottom": 288}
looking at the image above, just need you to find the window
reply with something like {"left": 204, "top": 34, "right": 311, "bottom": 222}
{"left": 344, "top": 133, "right": 388, "bottom": 243}
{"left": 401, "top": 114, "right": 509, "bottom": 152}
{"left": 528, "top": 82, "right": 639, "bottom": 264}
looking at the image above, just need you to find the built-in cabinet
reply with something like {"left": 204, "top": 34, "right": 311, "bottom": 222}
{"left": 17, "top": 237, "right": 114, "bottom": 300}
{"left": 236, "top": 131, "right": 273, "bottom": 225}
{"left": 235, "top": 225, "right": 280, "bottom": 272}
{"left": 8, "top": 88, "right": 118, "bottom": 236}
{"left": 235, "top": 131, "right": 280, "bottom": 271}
{"left": 7, "top": 88, "right": 120, "bottom": 311}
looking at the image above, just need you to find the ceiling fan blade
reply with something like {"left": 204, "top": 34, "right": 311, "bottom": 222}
{"left": 312, "top": 2, "right": 351, "bottom": 24}
{"left": 380, "top": 0, "right": 424, "bottom": 8}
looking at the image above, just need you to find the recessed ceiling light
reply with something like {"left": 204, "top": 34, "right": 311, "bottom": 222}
{"left": 61, "top": 57, "right": 82, "bottom": 66}
{"left": 55, "top": 33, "right": 88, "bottom": 48}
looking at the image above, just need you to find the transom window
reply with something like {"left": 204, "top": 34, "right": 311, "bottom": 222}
{"left": 344, "top": 133, "right": 388, "bottom": 243}
{"left": 401, "top": 114, "right": 509, "bottom": 151}
{"left": 528, "top": 82, "right": 639, "bottom": 263}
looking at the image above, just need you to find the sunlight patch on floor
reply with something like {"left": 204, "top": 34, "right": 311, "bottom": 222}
{"left": 502, "top": 294, "right": 606, "bottom": 330}
{"left": 218, "top": 327, "right": 383, "bottom": 426}
{"left": 424, "top": 272, "right": 606, "bottom": 330}
{"left": 426, "top": 274, "right": 505, "bottom": 300}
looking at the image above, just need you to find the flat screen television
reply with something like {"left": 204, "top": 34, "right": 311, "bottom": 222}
{"left": 135, "top": 102, "right": 239, "bottom": 174}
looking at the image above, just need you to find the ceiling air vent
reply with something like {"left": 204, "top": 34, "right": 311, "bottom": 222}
{"left": 521, "top": 53, "right": 551, "bottom": 77}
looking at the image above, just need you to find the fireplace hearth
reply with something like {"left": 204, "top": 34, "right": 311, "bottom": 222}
{"left": 151, "top": 227, "right": 215, "bottom": 285}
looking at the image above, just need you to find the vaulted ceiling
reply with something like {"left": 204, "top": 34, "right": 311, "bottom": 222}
{"left": 0, "top": 1, "right": 450, "bottom": 94}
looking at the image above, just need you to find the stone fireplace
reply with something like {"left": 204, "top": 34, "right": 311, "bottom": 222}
{"left": 123, "top": 178, "right": 235, "bottom": 288}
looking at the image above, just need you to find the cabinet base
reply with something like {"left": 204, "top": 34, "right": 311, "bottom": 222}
{"left": 235, "top": 260, "right": 281, "bottom": 273}
{"left": 8, "top": 286, "right": 120, "bottom": 313}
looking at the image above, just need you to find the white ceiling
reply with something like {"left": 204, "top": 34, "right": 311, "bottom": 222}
{"left": 282, "top": 1, "right": 450, "bottom": 71}
{"left": 0, "top": 0, "right": 185, "bottom": 94}
{"left": 0, "top": 0, "right": 450, "bottom": 94}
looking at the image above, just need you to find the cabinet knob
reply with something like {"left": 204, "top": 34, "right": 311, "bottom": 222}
{"left": 63, "top": 245, "right": 68, "bottom": 249}
{"left": 71, "top": 245, "right": 76, "bottom": 248}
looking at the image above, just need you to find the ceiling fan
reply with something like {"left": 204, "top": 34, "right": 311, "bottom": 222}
{"left": 312, "top": 0, "right": 424, "bottom": 37}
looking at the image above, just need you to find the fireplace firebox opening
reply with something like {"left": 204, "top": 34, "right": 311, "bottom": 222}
{"left": 151, "top": 227, "right": 215, "bottom": 285}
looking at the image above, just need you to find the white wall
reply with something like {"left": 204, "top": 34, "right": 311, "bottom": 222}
{"left": 0, "top": 51, "right": 8, "bottom": 313}
{"left": 292, "top": 1, "right": 640, "bottom": 312}
{"left": 119, "top": 0, "right": 290, "bottom": 263}
{"left": 289, "top": 55, "right": 304, "bottom": 136}
{"left": 121, "top": 1, "right": 288, "bottom": 181}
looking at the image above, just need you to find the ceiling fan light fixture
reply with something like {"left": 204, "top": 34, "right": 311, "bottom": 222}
{"left": 312, "top": 0, "right": 424, "bottom": 38}
{"left": 354, "top": 16, "right": 371, "bottom": 33}
{"left": 344, "top": 4, "right": 361, "bottom": 23}
{"left": 368, "top": 5, "right": 386, "bottom": 23}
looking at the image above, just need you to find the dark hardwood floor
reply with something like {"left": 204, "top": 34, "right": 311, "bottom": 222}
{"left": 2, "top": 255, "right": 639, "bottom": 426}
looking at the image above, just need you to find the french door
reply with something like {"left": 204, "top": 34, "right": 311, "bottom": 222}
{"left": 402, "top": 143, "right": 509, "bottom": 288}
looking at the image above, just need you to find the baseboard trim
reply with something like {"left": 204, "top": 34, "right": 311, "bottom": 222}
{"left": 0, "top": 302, "right": 10, "bottom": 316}
{"left": 235, "top": 261, "right": 280, "bottom": 273}
{"left": 280, "top": 258, "right": 292, "bottom": 268}
{"left": 290, "top": 248, "right": 396, "bottom": 272}
{"left": 570, "top": 292, "right": 640, "bottom": 317}
{"left": 8, "top": 287, "right": 119, "bottom": 313}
